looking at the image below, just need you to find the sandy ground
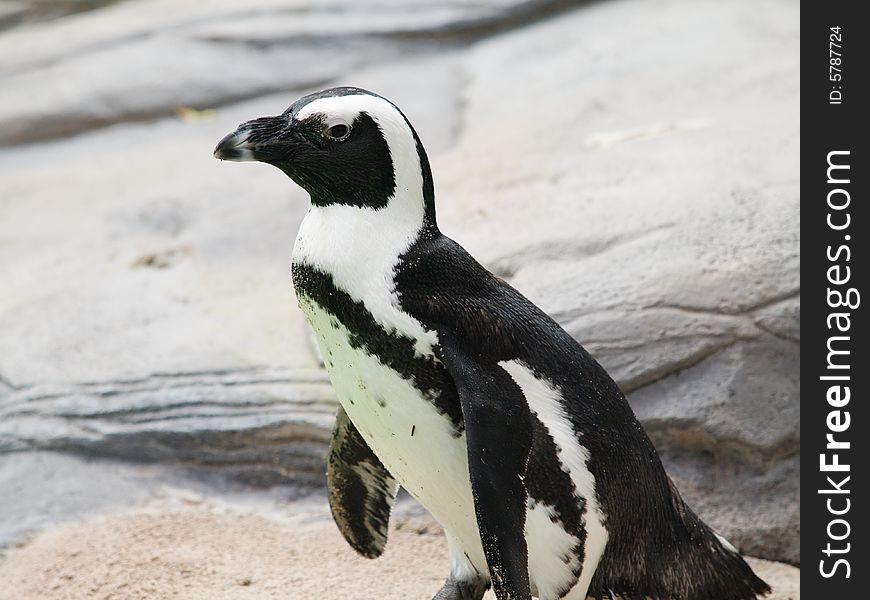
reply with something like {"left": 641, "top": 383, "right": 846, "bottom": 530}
{"left": 0, "top": 500, "right": 798, "bottom": 600}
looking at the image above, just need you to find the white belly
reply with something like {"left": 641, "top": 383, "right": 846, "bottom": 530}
{"left": 300, "top": 297, "right": 486, "bottom": 562}
{"left": 301, "top": 296, "right": 602, "bottom": 599}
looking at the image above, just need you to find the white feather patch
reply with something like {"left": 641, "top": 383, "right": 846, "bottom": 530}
{"left": 446, "top": 530, "right": 485, "bottom": 583}
{"left": 525, "top": 503, "right": 582, "bottom": 600}
{"left": 714, "top": 531, "right": 739, "bottom": 554}
{"left": 500, "top": 360, "right": 609, "bottom": 600}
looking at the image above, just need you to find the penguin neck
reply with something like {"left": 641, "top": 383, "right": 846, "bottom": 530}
{"left": 293, "top": 186, "right": 429, "bottom": 302}
{"left": 292, "top": 190, "right": 436, "bottom": 350}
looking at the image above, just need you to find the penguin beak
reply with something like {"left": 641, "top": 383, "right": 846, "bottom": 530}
{"left": 213, "top": 115, "right": 291, "bottom": 163}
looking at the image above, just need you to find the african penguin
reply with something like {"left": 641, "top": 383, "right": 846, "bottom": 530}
{"left": 214, "top": 87, "right": 771, "bottom": 600}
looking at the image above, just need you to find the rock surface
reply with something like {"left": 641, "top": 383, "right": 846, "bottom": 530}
{"left": 0, "top": 0, "right": 577, "bottom": 146}
{"left": 0, "top": 0, "right": 799, "bottom": 569}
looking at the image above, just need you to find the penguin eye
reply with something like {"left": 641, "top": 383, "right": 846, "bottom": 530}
{"left": 324, "top": 122, "right": 351, "bottom": 141}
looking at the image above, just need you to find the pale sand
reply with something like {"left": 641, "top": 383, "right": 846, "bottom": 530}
{"left": 0, "top": 502, "right": 799, "bottom": 600}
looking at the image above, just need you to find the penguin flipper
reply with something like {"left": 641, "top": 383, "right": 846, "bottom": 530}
{"left": 436, "top": 329, "right": 533, "bottom": 600}
{"left": 327, "top": 405, "right": 399, "bottom": 558}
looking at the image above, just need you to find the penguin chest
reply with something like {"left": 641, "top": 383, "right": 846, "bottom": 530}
{"left": 293, "top": 277, "right": 604, "bottom": 598}
{"left": 298, "top": 294, "right": 482, "bottom": 548}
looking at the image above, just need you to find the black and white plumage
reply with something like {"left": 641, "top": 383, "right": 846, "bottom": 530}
{"left": 214, "top": 87, "right": 771, "bottom": 600}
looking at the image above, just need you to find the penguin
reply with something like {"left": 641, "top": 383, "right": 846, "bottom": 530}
{"left": 214, "top": 87, "right": 771, "bottom": 600}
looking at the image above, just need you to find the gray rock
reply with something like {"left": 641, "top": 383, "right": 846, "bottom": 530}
{"left": 0, "top": 451, "right": 174, "bottom": 548}
{"left": 0, "top": 368, "right": 337, "bottom": 486}
{"left": 0, "top": 0, "right": 574, "bottom": 146}
{"left": 0, "top": 1, "right": 120, "bottom": 32}
{"left": 0, "top": 2, "right": 27, "bottom": 30}
{"left": 0, "top": 450, "right": 336, "bottom": 548}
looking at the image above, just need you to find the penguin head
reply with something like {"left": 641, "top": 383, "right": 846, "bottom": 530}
{"left": 215, "top": 87, "right": 436, "bottom": 225}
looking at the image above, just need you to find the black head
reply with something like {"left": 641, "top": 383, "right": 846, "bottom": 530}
{"left": 215, "top": 87, "right": 436, "bottom": 225}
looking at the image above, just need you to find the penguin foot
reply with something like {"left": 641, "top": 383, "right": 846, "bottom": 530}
{"left": 432, "top": 578, "right": 487, "bottom": 600}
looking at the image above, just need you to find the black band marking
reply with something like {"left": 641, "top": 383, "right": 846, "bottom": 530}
{"left": 292, "top": 262, "right": 464, "bottom": 434}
